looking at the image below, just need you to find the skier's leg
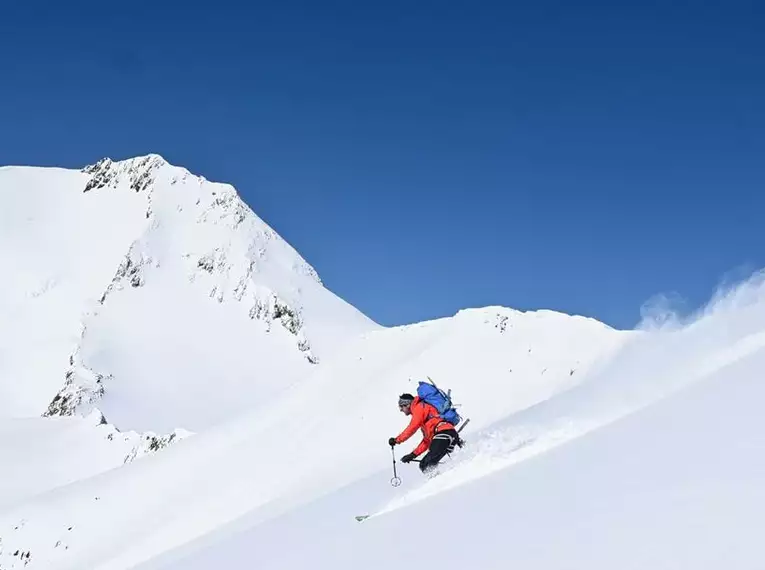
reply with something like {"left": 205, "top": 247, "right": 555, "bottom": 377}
{"left": 419, "top": 430, "right": 457, "bottom": 474}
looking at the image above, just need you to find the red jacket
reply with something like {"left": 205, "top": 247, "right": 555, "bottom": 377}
{"left": 395, "top": 397, "right": 455, "bottom": 456}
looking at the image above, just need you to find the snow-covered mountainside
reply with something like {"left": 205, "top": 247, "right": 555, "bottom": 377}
{"left": 0, "top": 155, "right": 627, "bottom": 559}
{"left": 0, "top": 155, "right": 377, "bottom": 433}
{"left": 148, "top": 276, "right": 765, "bottom": 570}
{"left": 1, "top": 270, "right": 764, "bottom": 570}
{"left": 4, "top": 154, "right": 761, "bottom": 570}
{"left": 0, "top": 301, "right": 627, "bottom": 569}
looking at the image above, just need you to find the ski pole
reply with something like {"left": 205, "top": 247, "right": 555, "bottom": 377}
{"left": 455, "top": 418, "right": 470, "bottom": 448}
{"left": 390, "top": 446, "right": 402, "bottom": 487}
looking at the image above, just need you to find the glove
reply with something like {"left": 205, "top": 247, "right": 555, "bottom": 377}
{"left": 388, "top": 437, "right": 397, "bottom": 447}
{"left": 401, "top": 453, "right": 416, "bottom": 463}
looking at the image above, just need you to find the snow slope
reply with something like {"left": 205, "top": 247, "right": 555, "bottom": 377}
{"left": 0, "top": 304, "right": 625, "bottom": 569}
{"left": 149, "top": 306, "right": 765, "bottom": 570}
{"left": 141, "top": 272, "right": 765, "bottom": 570}
{"left": 0, "top": 155, "right": 377, "bottom": 432}
{"left": 2, "top": 270, "right": 760, "bottom": 570}
{"left": 0, "top": 412, "right": 188, "bottom": 513}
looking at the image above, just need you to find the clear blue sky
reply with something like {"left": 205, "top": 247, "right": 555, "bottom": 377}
{"left": 2, "top": 1, "right": 763, "bottom": 329}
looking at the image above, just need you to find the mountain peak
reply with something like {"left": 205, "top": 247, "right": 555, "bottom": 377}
{"left": 82, "top": 154, "right": 170, "bottom": 194}
{"left": 0, "top": 156, "right": 378, "bottom": 432}
{"left": 83, "top": 153, "right": 168, "bottom": 169}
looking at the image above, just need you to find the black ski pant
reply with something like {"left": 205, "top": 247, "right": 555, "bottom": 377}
{"left": 419, "top": 428, "right": 459, "bottom": 474}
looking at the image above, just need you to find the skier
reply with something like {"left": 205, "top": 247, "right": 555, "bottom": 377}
{"left": 388, "top": 392, "right": 461, "bottom": 475}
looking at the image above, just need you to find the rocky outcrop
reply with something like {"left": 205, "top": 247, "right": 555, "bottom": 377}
{"left": 248, "top": 294, "right": 317, "bottom": 363}
{"left": 43, "top": 343, "right": 107, "bottom": 419}
{"left": 99, "top": 244, "right": 157, "bottom": 304}
{"left": 191, "top": 244, "right": 318, "bottom": 363}
{"left": 82, "top": 155, "right": 165, "bottom": 195}
{"left": 122, "top": 428, "right": 192, "bottom": 464}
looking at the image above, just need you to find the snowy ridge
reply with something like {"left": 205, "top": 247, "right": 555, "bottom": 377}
{"left": 0, "top": 410, "right": 191, "bottom": 513}
{"left": 83, "top": 155, "right": 166, "bottom": 196}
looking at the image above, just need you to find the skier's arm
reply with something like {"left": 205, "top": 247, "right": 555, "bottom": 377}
{"left": 412, "top": 438, "right": 429, "bottom": 457}
{"left": 395, "top": 404, "right": 424, "bottom": 444}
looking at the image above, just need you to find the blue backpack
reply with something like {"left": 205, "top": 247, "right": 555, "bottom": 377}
{"left": 416, "top": 377, "right": 462, "bottom": 427}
